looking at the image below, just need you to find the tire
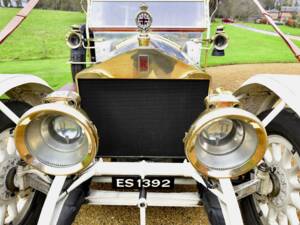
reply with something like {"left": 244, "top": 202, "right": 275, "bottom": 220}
{"left": 71, "top": 47, "right": 86, "bottom": 81}
{"left": 70, "top": 25, "right": 87, "bottom": 81}
{"left": 198, "top": 183, "right": 226, "bottom": 225}
{"left": 198, "top": 109, "right": 300, "bottom": 225}
{"left": 0, "top": 101, "right": 90, "bottom": 225}
{"left": 57, "top": 179, "right": 91, "bottom": 225}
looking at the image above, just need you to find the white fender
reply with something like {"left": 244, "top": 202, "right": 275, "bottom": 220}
{"left": 0, "top": 74, "right": 53, "bottom": 106}
{"left": 235, "top": 74, "right": 300, "bottom": 116}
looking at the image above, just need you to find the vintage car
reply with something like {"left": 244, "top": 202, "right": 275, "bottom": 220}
{"left": 0, "top": 0, "right": 300, "bottom": 225}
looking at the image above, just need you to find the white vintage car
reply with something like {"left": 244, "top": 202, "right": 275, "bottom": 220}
{"left": 0, "top": 1, "right": 300, "bottom": 225}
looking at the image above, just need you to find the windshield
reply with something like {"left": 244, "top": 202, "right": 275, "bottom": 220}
{"left": 88, "top": 1, "right": 208, "bottom": 31}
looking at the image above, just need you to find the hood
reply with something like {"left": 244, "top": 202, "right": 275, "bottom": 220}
{"left": 76, "top": 47, "right": 209, "bottom": 80}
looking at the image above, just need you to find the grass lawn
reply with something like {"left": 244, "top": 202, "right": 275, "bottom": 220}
{"left": 0, "top": 8, "right": 85, "bottom": 88}
{"left": 205, "top": 22, "right": 300, "bottom": 67}
{"left": 0, "top": 58, "right": 71, "bottom": 89}
{"left": 241, "top": 22, "right": 300, "bottom": 37}
{"left": 0, "top": 8, "right": 299, "bottom": 88}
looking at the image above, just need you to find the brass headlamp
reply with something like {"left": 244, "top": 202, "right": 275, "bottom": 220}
{"left": 212, "top": 26, "right": 229, "bottom": 56}
{"left": 185, "top": 90, "right": 267, "bottom": 178}
{"left": 14, "top": 91, "right": 98, "bottom": 176}
{"left": 66, "top": 26, "right": 83, "bottom": 49}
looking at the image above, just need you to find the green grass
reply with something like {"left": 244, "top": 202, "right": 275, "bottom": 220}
{"left": 204, "top": 22, "right": 300, "bottom": 67}
{"left": 0, "top": 8, "right": 85, "bottom": 88}
{"left": 0, "top": 58, "right": 71, "bottom": 89}
{"left": 241, "top": 22, "right": 300, "bottom": 37}
{"left": 0, "top": 8, "right": 299, "bottom": 88}
{"left": 0, "top": 8, "right": 85, "bottom": 61}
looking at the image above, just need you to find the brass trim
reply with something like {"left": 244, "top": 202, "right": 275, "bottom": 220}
{"left": 75, "top": 47, "right": 211, "bottom": 92}
{"left": 14, "top": 103, "right": 99, "bottom": 176}
{"left": 66, "top": 31, "right": 83, "bottom": 49}
{"left": 43, "top": 91, "right": 81, "bottom": 108}
{"left": 184, "top": 108, "right": 268, "bottom": 178}
{"left": 138, "top": 34, "right": 151, "bottom": 47}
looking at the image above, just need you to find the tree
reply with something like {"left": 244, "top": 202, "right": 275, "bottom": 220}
{"left": 36, "top": 0, "right": 82, "bottom": 11}
{"left": 264, "top": 0, "right": 276, "bottom": 9}
{"left": 217, "top": 0, "right": 279, "bottom": 20}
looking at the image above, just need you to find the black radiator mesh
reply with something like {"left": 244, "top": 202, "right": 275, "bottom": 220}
{"left": 78, "top": 79, "right": 209, "bottom": 158}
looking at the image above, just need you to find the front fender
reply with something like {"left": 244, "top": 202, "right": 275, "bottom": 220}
{"left": 234, "top": 74, "right": 300, "bottom": 116}
{"left": 0, "top": 74, "right": 53, "bottom": 106}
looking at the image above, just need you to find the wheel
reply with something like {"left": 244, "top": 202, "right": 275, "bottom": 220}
{"left": 199, "top": 109, "right": 300, "bottom": 225}
{"left": 0, "top": 101, "right": 46, "bottom": 225}
{"left": 240, "top": 109, "right": 300, "bottom": 225}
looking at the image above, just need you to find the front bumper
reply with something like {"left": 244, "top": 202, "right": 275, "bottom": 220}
{"left": 36, "top": 160, "right": 247, "bottom": 225}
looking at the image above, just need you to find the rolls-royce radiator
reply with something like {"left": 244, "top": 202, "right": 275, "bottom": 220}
{"left": 78, "top": 79, "right": 209, "bottom": 158}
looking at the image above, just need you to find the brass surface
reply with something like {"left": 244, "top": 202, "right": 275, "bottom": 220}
{"left": 66, "top": 31, "right": 83, "bottom": 49}
{"left": 138, "top": 34, "right": 151, "bottom": 47}
{"left": 184, "top": 108, "right": 268, "bottom": 178}
{"left": 76, "top": 48, "right": 210, "bottom": 81}
{"left": 14, "top": 103, "right": 99, "bottom": 176}
{"left": 205, "top": 89, "right": 240, "bottom": 109}
{"left": 43, "top": 91, "right": 81, "bottom": 108}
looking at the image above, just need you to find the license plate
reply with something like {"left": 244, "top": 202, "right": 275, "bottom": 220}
{"left": 112, "top": 176, "right": 174, "bottom": 189}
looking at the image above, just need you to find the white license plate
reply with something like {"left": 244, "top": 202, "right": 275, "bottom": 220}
{"left": 112, "top": 177, "right": 174, "bottom": 189}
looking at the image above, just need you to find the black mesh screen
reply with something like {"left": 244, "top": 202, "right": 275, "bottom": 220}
{"left": 78, "top": 79, "right": 209, "bottom": 158}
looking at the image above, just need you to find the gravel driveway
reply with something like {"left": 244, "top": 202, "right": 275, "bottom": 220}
{"left": 73, "top": 63, "right": 300, "bottom": 225}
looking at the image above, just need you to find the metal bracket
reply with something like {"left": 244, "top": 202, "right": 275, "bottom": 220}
{"left": 56, "top": 160, "right": 247, "bottom": 225}
{"left": 59, "top": 161, "right": 225, "bottom": 203}
{"left": 23, "top": 173, "right": 50, "bottom": 195}
{"left": 86, "top": 190, "right": 201, "bottom": 207}
{"left": 37, "top": 176, "right": 67, "bottom": 225}
{"left": 138, "top": 188, "right": 147, "bottom": 225}
{"left": 15, "top": 166, "right": 52, "bottom": 194}
{"left": 234, "top": 179, "right": 260, "bottom": 200}
{"left": 0, "top": 101, "right": 19, "bottom": 124}
{"left": 262, "top": 100, "right": 286, "bottom": 127}
{"left": 219, "top": 179, "right": 244, "bottom": 225}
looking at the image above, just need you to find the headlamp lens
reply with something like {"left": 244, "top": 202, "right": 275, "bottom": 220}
{"left": 201, "top": 119, "right": 234, "bottom": 144}
{"left": 51, "top": 116, "right": 83, "bottom": 144}
{"left": 197, "top": 119, "right": 245, "bottom": 156}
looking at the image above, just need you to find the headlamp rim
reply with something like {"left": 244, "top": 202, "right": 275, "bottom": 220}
{"left": 66, "top": 31, "right": 83, "bottom": 49}
{"left": 185, "top": 107, "right": 267, "bottom": 178}
{"left": 14, "top": 103, "right": 98, "bottom": 176}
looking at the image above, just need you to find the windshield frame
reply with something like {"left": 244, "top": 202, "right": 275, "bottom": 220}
{"left": 87, "top": 0, "right": 209, "bottom": 33}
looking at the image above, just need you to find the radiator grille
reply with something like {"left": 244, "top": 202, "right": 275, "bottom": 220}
{"left": 78, "top": 79, "right": 209, "bottom": 158}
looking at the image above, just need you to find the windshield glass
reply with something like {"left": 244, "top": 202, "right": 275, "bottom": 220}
{"left": 88, "top": 1, "right": 208, "bottom": 31}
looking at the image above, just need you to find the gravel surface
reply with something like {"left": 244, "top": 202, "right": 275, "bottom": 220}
{"left": 73, "top": 63, "right": 300, "bottom": 225}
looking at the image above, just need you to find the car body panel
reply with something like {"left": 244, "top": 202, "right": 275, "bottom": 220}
{"left": 92, "top": 33, "right": 200, "bottom": 64}
{"left": 76, "top": 48, "right": 210, "bottom": 80}
{"left": 235, "top": 74, "right": 300, "bottom": 116}
{"left": 0, "top": 74, "right": 52, "bottom": 105}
